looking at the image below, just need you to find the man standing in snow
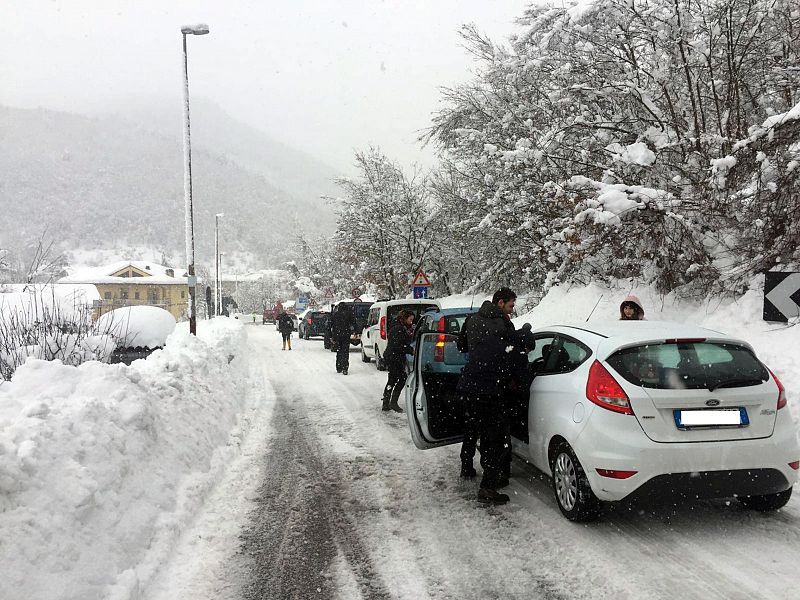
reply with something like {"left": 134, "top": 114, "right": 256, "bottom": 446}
{"left": 457, "top": 287, "right": 517, "bottom": 505}
{"left": 329, "top": 302, "right": 354, "bottom": 375}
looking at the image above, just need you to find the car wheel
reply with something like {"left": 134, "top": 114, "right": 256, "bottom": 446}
{"left": 551, "top": 442, "right": 600, "bottom": 522}
{"left": 375, "top": 349, "right": 386, "bottom": 371}
{"left": 361, "top": 348, "right": 371, "bottom": 363}
{"left": 738, "top": 488, "right": 792, "bottom": 512}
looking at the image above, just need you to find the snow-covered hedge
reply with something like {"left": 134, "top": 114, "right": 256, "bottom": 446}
{"left": 0, "top": 317, "right": 258, "bottom": 600}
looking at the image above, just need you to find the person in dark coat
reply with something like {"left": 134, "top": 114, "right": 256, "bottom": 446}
{"left": 380, "top": 310, "right": 415, "bottom": 413}
{"left": 457, "top": 287, "right": 517, "bottom": 505}
{"left": 499, "top": 323, "right": 537, "bottom": 485}
{"left": 277, "top": 310, "right": 294, "bottom": 351}
{"left": 330, "top": 303, "right": 354, "bottom": 374}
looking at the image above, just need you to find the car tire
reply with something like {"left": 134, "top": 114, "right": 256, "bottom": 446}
{"left": 361, "top": 348, "right": 371, "bottom": 363}
{"left": 551, "top": 442, "right": 600, "bottom": 522}
{"left": 738, "top": 488, "right": 792, "bottom": 512}
{"left": 375, "top": 349, "right": 386, "bottom": 371}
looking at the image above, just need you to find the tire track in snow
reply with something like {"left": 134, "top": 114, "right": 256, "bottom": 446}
{"left": 239, "top": 382, "right": 392, "bottom": 600}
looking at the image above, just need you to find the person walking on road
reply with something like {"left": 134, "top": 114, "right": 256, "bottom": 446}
{"left": 380, "top": 310, "right": 415, "bottom": 413}
{"left": 278, "top": 310, "right": 294, "bottom": 351}
{"left": 330, "top": 303, "right": 354, "bottom": 374}
{"left": 457, "top": 287, "right": 517, "bottom": 506}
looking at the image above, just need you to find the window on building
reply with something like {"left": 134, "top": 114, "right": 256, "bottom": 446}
{"left": 121, "top": 290, "right": 129, "bottom": 299}
{"left": 104, "top": 292, "right": 112, "bottom": 300}
{"left": 134, "top": 291, "right": 140, "bottom": 300}
{"left": 181, "top": 290, "right": 185, "bottom": 299}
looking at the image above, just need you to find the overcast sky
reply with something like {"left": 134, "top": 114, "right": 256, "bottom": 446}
{"left": 1, "top": 0, "right": 532, "bottom": 172}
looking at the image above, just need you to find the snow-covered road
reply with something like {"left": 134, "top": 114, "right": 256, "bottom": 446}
{"left": 147, "top": 325, "right": 800, "bottom": 600}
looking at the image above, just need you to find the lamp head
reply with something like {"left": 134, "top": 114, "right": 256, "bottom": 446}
{"left": 181, "top": 24, "right": 210, "bottom": 35}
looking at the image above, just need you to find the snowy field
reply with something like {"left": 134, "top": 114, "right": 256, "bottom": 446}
{"left": 1, "top": 282, "right": 799, "bottom": 599}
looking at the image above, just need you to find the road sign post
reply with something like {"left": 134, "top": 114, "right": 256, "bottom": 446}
{"left": 764, "top": 272, "right": 800, "bottom": 322}
{"left": 411, "top": 270, "right": 431, "bottom": 299}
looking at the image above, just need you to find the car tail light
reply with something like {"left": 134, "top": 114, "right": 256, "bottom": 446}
{"left": 307, "top": 318, "right": 312, "bottom": 325}
{"left": 596, "top": 469, "right": 637, "bottom": 479}
{"left": 437, "top": 317, "right": 446, "bottom": 332}
{"left": 789, "top": 461, "right": 799, "bottom": 470}
{"left": 380, "top": 316, "right": 386, "bottom": 340}
{"left": 434, "top": 334, "right": 446, "bottom": 362}
{"left": 664, "top": 338, "right": 706, "bottom": 344}
{"left": 768, "top": 368, "right": 787, "bottom": 409}
{"left": 586, "top": 360, "right": 633, "bottom": 415}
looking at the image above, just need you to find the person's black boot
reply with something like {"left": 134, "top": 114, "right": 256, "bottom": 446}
{"left": 477, "top": 488, "right": 510, "bottom": 505}
{"left": 342, "top": 368, "right": 348, "bottom": 375}
{"left": 389, "top": 401, "right": 403, "bottom": 413}
{"left": 381, "top": 399, "right": 391, "bottom": 411}
{"left": 460, "top": 464, "right": 477, "bottom": 479}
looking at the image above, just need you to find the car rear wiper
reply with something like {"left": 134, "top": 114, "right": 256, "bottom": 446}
{"left": 708, "top": 378, "right": 765, "bottom": 391}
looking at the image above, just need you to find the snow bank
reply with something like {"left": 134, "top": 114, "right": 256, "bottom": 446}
{"left": 514, "top": 281, "right": 800, "bottom": 429}
{"left": 0, "top": 317, "right": 257, "bottom": 600}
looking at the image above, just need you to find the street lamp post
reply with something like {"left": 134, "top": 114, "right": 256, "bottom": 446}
{"left": 181, "top": 23, "right": 209, "bottom": 335}
{"left": 214, "top": 212, "right": 224, "bottom": 316}
{"left": 219, "top": 252, "right": 225, "bottom": 315}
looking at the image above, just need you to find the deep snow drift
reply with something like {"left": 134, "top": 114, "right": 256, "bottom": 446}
{"left": 0, "top": 318, "right": 259, "bottom": 600}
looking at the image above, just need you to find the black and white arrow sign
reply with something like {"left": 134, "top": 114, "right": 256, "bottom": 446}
{"left": 764, "top": 272, "right": 800, "bottom": 323}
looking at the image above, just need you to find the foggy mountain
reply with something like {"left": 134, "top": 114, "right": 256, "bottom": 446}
{"left": 0, "top": 103, "right": 341, "bottom": 272}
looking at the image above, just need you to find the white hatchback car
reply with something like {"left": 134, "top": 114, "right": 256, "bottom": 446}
{"left": 406, "top": 320, "right": 798, "bottom": 521}
{"left": 361, "top": 298, "right": 440, "bottom": 369}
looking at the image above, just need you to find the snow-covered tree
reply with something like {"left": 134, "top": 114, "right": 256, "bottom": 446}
{"left": 331, "top": 148, "right": 439, "bottom": 298}
{"left": 426, "top": 0, "right": 800, "bottom": 294}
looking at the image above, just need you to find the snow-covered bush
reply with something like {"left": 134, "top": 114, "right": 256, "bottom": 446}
{"left": 0, "top": 286, "right": 115, "bottom": 380}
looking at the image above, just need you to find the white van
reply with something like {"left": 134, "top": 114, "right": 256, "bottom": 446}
{"left": 361, "top": 298, "right": 440, "bottom": 370}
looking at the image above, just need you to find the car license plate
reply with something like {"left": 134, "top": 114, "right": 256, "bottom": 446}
{"left": 674, "top": 408, "right": 748, "bottom": 429}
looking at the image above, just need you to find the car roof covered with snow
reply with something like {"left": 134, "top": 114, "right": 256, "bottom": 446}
{"left": 526, "top": 320, "right": 753, "bottom": 357}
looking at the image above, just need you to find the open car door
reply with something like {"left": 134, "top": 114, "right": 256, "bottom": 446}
{"left": 405, "top": 331, "right": 468, "bottom": 449}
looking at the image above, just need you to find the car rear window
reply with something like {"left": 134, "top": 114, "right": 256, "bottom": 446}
{"left": 606, "top": 341, "right": 768, "bottom": 390}
{"left": 387, "top": 303, "right": 438, "bottom": 324}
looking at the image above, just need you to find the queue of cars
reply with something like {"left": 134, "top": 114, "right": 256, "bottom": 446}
{"left": 404, "top": 312, "right": 798, "bottom": 522}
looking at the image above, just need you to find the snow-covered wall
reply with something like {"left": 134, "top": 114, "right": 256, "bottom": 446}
{"left": 0, "top": 317, "right": 259, "bottom": 600}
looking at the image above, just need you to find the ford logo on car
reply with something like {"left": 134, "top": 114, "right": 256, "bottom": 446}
{"left": 706, "top": 399, "right": 721, "bottom": 407}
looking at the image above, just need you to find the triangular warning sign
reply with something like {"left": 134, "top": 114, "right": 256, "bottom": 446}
{"left": 411, "top": 270, "right": 431, "bottom": 286}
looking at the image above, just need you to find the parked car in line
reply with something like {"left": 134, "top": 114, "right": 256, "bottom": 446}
{"left": 262, "top": 302, "right": 283, "bottom": 324}
{"left": 406, "top": 320, "right": 798, "bottom": 521}
{"left": 324, "top": 300, "right": 374, "bottom": 351}
{"left": 361, "top": 298, "right": 440, "bottom": 369}
{"left": 298, "top": 310, "right": 330, "bottom": 339}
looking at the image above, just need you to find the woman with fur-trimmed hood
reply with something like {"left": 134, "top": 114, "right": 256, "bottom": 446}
{"left": 619, "top": 295, "right": 645, "bottom": 320}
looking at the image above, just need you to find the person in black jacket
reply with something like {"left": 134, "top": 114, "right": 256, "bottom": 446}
{"left": 277, "top": 310, "right": 295, "bottom": 351}
{"left": 380, "top": 310, "right": 415, "bottom": 413}
{"left": 499, "top": 323, "right": 537, "bottom": 486}
{"left": 457, "top": 287, "right": 517, "bottom": 505}
{"left": 329, "top": 303, "right": 354, "bottom": 374}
